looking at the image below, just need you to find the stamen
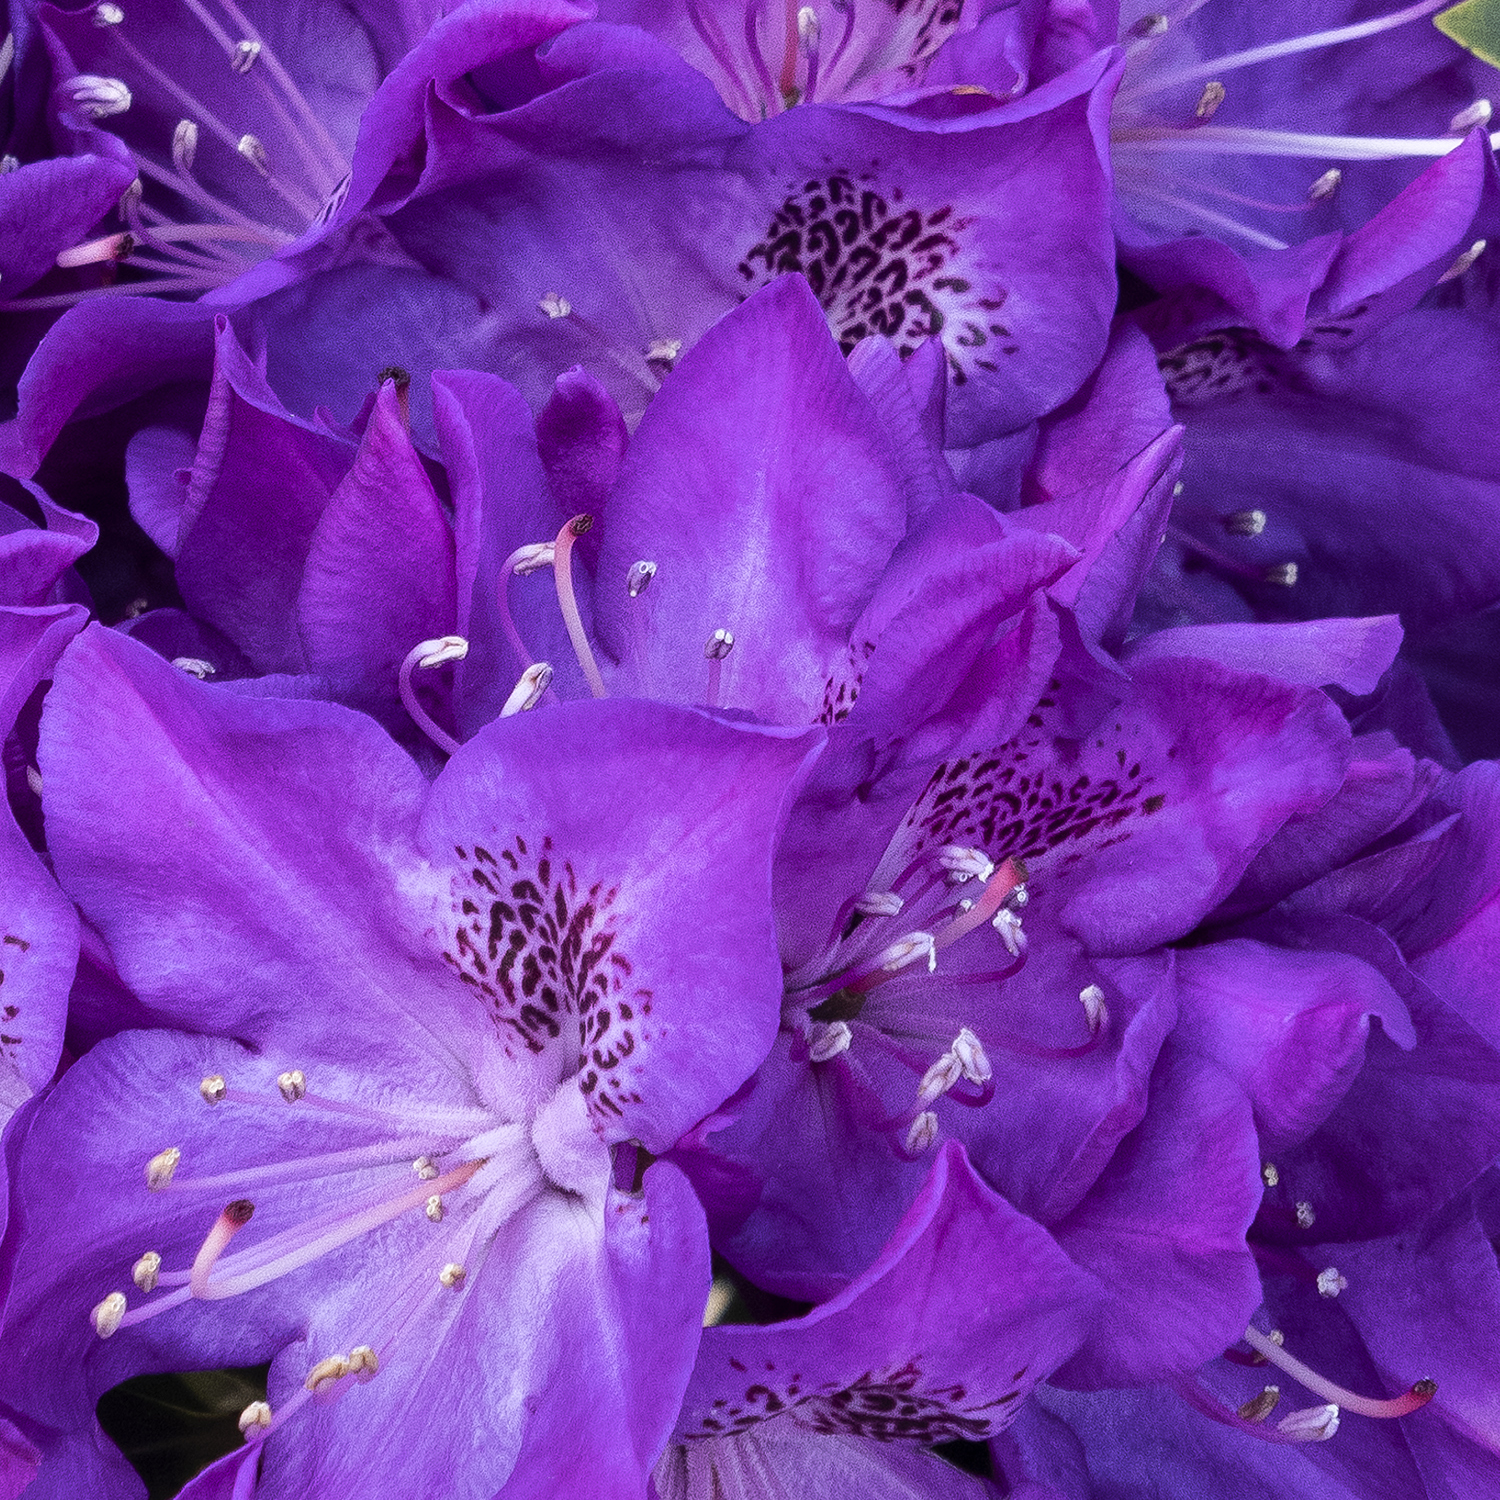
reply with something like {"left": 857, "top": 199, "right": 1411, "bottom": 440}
{"left": 854, "top": 891, "right": 904, "bottom": 917}
{"left": 190, "top": 1199, "right": 255, "bottom": 1298}
{"left": 146, "top": 1147, "right": 182, "bottom": 1190}
{"left": 1127, "top": 14, "right": 1170, "bottom": 40}
{"left": 626, "top": 561, "right": 657, "bottom": 597}
{"left": 238, "top": 1401, "right": 272, "bottom": 1435}
{"left": 538, "top": 292, "right": 571, "bottom": 319}
{"left": 1195, "top": 81, "right": 1226, "bottom": 120}
{"left": 808, "top": 1020, "right": 854, "bottom": 1061}
{"left": 930, "top": 859, "right": 1024, "bottom": 953}
{"left": 1116, "top": 124, "right": 1493, "bottom": 161}
{"left": 1277, "top": 1404, "right": 1340, "bottom": 1440}
{"left": 645, "top": 337, "right": 683, "bottom": 375}
{"left": 398, "top": 637, "right": 467, "bottom": 758}
{"left": 798, "top": 6, "right": 821, "bottom": 103}
{"left": 91, "top": 1292, "right": 128, "bottom": 1338}
{"left": 236, "top": 133, "right": 270, "bottom": 178}
{"left": 1449, "top": 99, "right": 1492, "bottom": 133}
{"left": 704, "top": 628, "right": 734, "bottom": 708}
{"left": 277, "top": 1069, "right": 306, "bottom": 1103}
{"left": 231, "top": 39, "right": 261, "bottom": 74}
{"left": 992, "top": 908, "right": 1027, "bottom": 957}
{"left": 200, "top": 1075, "right": 227, "bottom": 1105}
{"left": 56, "top": 232, "right": 135, "bottom": 269}
{"left": 171, "top": 657, "right": 216, "bottom": 679}
{"left": 1262, "top": 1162, "right": 1280, "bottom": 1187}
{"left": 65, "top": 74, "right": 132, "bottom": 118}
{"left": 1224, "top": 509, "right": 1267, "bottom": 536}
{"left": 1238, "top": 1386, "right": 1281, "bottom": 1421}
{"left": 938, "top": 846, "right": 994, "bottom": 885}
{"left": 877, "top": 932, "right": 937, "bottom": 975}
{"left": 1439, "top": 239, "right": 1487, "bottom": 282}
{"left": 132, "top": 1251, "right": 162, "bottom": 1293}
{"left": 304, "top": 1354, "right": 349, "bottom": 1394}
{"left": 950, "top": 1027, "right": 991, "bottom": 1083}
{"left": 425, "top": 1195, "right": 445, "bottom": 1223}
{"left": 553, "top": 516, "right": 608, "bottom": 699}
{"left": 904, "top": 1111, "right": 939, "bottom": 1154}
{"left": 1265, "top": 563, "right": 1299, "bottom": 587}
{"left": 1295, "top": 1200, "right": 1316, "bottom": 1228}
{"left": 1316, "top": 1267, "right": 1348, "bottom": 1298}
{"left": 1308, "top": 168, "right": 1342, "bottom": 201}
{"left": 509, "top": 543, "right": 557, "bottom": 576}
{"left": 915, "top": 1050, "right": 963, "bottom": 1107}
{"left": 348, "top": 1345, "right": 379, "bottom": 1381}
{"left": 94, "top": 3, "right": 125, "bottom": 24}
{"left": 501, "top": 663, "right": 553, "bottom": 717}
{"left": 1080, "top": 985, "right": 1108, "bottom": 1035}
{"left": 1240, "top": 1325, "right": 1436, "bottom": 1418}
{"left": 413, "top": 1157, "right": 440, "bottom": 1180}
{"left": 439, "top": 1262, "right": 467, "bottom": 1289}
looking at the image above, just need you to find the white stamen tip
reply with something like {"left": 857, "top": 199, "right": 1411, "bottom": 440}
{"left": 951, "top": 1026, "right": 992, "bottom": 1084}
{"left": 1439, "top": 239, "right": 1487, "bottom": 283}
{"left": 66, "top": 75, "right": 132, "bottom": 118}
{"left": 24, "top": 765, "right": 41, "bottom": 796}
{"left": 798, "top": 5, "right": 820, "bottom": 43}
{"left": 1264, "top": 562, "right": 1299, "bottom": 587}
{"left": 1007, "top": 883, "right": 1029, "bottom": 908}
{"left": 1307, "top": 167, "right": 1342, "bottom": 202}
{"left": 1195, "top": 80, "right": 1226, "bottom": 120}
{"left": 539, "top": 291, "right": 571, "bottom": 319}
{"left": 645, "top": 337, "right": 683, "bottom": 371}
{"left": 938, "top": 845, "right": 994, "bottom": 884}
{"left": 91, "top": 1292, "right": 128, "bottom": 1338}
{"left": 425, "top": 1194, "right": 445, "bottom": 1223}
{"left": 1128, "top": 12, "right": 1169, "bottom": 38}
{"left": 348, "top": 1345, "right": 379, "bottom": 1381}
{"left": 172, "top": 119, "right": 199, "bottom": 173}
{"left": 808, "top": 1020, "right": 854, "bottom": 1062}
{"left": 854, "top": 890, "right": 904, "bottom": 918}
{"left": 510, "top": 542, "right": 556, "bottom": 576}
{"left": 238, "top": 1401, "right": 272, "bottom": 1435}
{"left": 439, "top": 1262, "right": 467, "bottom": 1289}
{"left": 276, "top": 1069, "right": 306, "bottom": 1103}
{"left": 1316, "top": 1267, "right": 1348, "bottom": 1298}
{"left": 236, "top": 133, "right": 270, "bottom": 177}
{"left": 93, "top": 3, "right": 124, "bottom": 24}
{"left": 231, "top": 39, "right": 261, "bottom": 74}
{"left": 415, "top": 635, "right": 469, "bottom": 669}
{"left": 1449, "top": 99, "right": 1492, "bottom": 134}
{"left": 132, "top": 1251, "right": 162, "bottom": 1293}
{"left": 704, "top": 628, "right": 735, "bottom": 661}
{"left": 992, "top": 907, "right": 1027, "bottom": 956}
{"left": 878, "top": 932, "right": 937, "bottom": 974}
{"left": 1224, "top": 508, "right": 1267, "bottom": 536}
{"left": 120, "top": 177, "right": 142, "bottom": 213}
{"left": 501, "top": 662, "right": 553, "bottom": 717}
{"left": 304, "top": 1355, "right": 350, "bottom": 1394}
{"left": 200, "top": 1074, "right": 227, "bottom": 1105}
{"left": 1295, "top": 1200, "right": 1316, "bottom": 1229}
{"left": 413, "top": 1156, "right": 439, "bottom": 1181}
{"left": 146, "top": 1147, "right": 182, "bottom": 1191}
{"left": 1261, "top": 1161, "right": 1279, "bottom": 1188}
{"left": 1080, "top": 985, "right": 1107, "bottom": 1035}
{"left": 905, "top": 1111, "right": 940, "bottom": 1154}
{"left": 171, "top": 657, "right": 215, "bottom": 679}
{"left": 1278, "top": 1403, "right": 1340, "bottom": 1441}
{"left": 916, "top": 1051, "right": 963, "bottom": 1107}
{"left": 626, "top": 560, "right": 658, "bottom": 597}
{"left": 1238, "top": 1386, "right": 1281, "bottom": 1422}
{"left": 0, "top": 155, "right": 17, "bottom": 175}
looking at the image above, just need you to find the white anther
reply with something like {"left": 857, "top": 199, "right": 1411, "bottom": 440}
{"left": 538, "top": 291, "right": 571, "bottom": 319}
{"left": 1237, "top": 1386, "right": 1281, "bottom": 1422}
{"left": 304, "top": 1354, "right": 349, "bottom": 1394}
{"left": 230, "top": 39, "right": 261, "bottom": 73}
{"left": 1278, "top": 1403, "right": 1340, "bottom": 1441}
{"left": 0, "top": 155, "right": 17, "bottom": 174}
{"left": 808, "top": 1020, "right": 854, "bottom": 1062}
{"left": 414, "top": 635, "right": 469, "bottom": 669}
{"left": 277, "top": 1069, "right": 306, "bottom": 1103}
{"left": 951, "top": 1026, "right": 992, "bottom": 1084}
{"left": 1295, "top": 1200, "right": 1316, "bottom": 1229}
{"left": 172, "top": 119, "right": 198, "bottom": 173}
{"left": 238, "top": 1401, "right": 272, "bottom": 1435}
{"left": 132, "top": 1251, "right": 162, "bottom": 1293}
{"left": 24, "top": 766, "right": 41, "bottom": 796}
{"left": 66, "top": 75, "right": 132, "bottom": 118}
{"left": 1307, "top": 168, "right": 1342, "bottom": 202}
{"left": 425, "top": 1194, "right": 445, "bottom": 1223}
{"left": 798, "top": 5, "right": 820, "bottom": 43}
{"left": 992, "top": 908, "right": 1027, "bottom": 956}
{"left": 1172, "top": 480, "right": 1184, "bottom": 497}
{"left": 199, "top": 1074, "right": 227, "bottom": 1105}
{"left": 119, "top": 177, "right": 142, "bottom": 213}
{"left": 1261, "top": 1161, "right": 1279, "bottom": 1188}
{"left": 1128, "top": 13, "right": 1168, "bottom": 38}
{"left": 904, "top": 1111, "right": 939, "bottom": 1154}
{"left": 1080, "top": 985, "right": 1107, "bottom": 1035}
{"left": 877, "top": 932, "right": 937, "bottom": 974}
{"left": 348, "top": 1345, "right": 379, "bottom": 1381}
{"left": 510, "top": 542, "right": 555, "bottom": 575}
{"left": 1223, "top": 508, "right": 1267, "bottom": 537}
{"left": 626, "top": 560, "right": 657, "bottom": 597}
{"left": 1316, "top": 1267, "right": 1348, "bottom": 1299}
{"left": 854, "top": 891, "right": 904, "bottom": 917}
{"left": 1439, "top": 239, "right": 1487, "bottom": 283}
{"left": 171, "top": 657, "right": 215, "bottom": 679}
{"left": 704, "top": 628, "right": 735, "bottom": 661}
{"left": 501, "top": 662, "right": 553, "bottom": 718}
{"left": 439, "top": 1262, "right": 467, "bottom": 1289}
{"left": 93, "top": 3, "right": 124, "bottom": 24}
{"left": 1449, "top": 98, "right": 1492, "bottom": 133}
{"left": 1007, "top": 884, "right": 1029, "bottom": 909}
{"left": 413, "top": 1156, "right": 439, "bottom": 1180}
{"left": 915, "top": 1051, "right": 963, "bottom": 1107}
{"left": 1263, "top": 562, "right": 1299, "bottom": 587}
{"left": 236, "top": 133, "right": 270, "bottom": 177}
{"left": 91, "top": 1292, "right": 128, "bottom": 1339}
{"left": 645, "top": 337, "right": 683, "bottom": 370}
{"left": 937, "top": 845, "right": 994, "bottom": 885}
{"left": 1195, "top": 81, "right": 1226, "bottom": 120}
{"left": 146, "top": 1146, "right": 181, "bottom": 1191}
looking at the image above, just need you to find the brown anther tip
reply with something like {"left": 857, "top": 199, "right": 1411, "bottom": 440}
{"left": 570, "top": 514, "right": 594, "bottom": 536}
{"left": 115, "top": 233, "right": 135, "bottom": 260}
{"left": 377, "top": 365, "right": 411, "bottom": 389}
{"left": 1412, "top": 1379, "right": 1437, "bottom": 1402}
{"left": 225, "top": 1198, "right": 255, "bottom": 1225}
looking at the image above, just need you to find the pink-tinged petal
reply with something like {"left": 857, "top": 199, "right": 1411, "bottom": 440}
{"left": 421, "top": 699, "right": 824, "bottom": 1148}
{"left": 295, "top": 381, "right": 456, "bottom": 711}
{"left": 592, "top": 276, "right": 907, "bottom": 720}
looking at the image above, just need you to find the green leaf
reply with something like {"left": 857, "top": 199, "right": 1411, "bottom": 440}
{"left": 1436, "top": 0, "right": 1500, "bottom": 69}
